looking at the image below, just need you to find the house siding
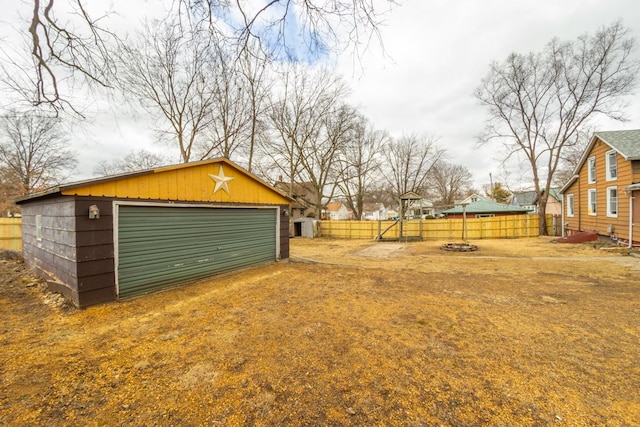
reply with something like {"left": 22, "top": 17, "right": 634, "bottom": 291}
{"left": 564, "top": 138, "right": 638, "bottom": 242}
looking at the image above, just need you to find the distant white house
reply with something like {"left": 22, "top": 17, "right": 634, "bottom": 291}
{"left": 324, "top": 201, "right": 354, "bottom": 220}
{"left": 406, "top": 199, "right": 435, "bottom": 218}
{"left": 361, "top": 202, "right": 387, "bottom": 220}
{"left": 455, "top": 194, "right": 491, "bottom": 205}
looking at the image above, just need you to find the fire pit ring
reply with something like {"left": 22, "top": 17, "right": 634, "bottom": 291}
{"left": 440, "top": 243, "right": 478, "bottom": 252}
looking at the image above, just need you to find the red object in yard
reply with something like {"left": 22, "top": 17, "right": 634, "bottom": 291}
{"left": 554, "top": 231, "right": 598, "bottom": 244}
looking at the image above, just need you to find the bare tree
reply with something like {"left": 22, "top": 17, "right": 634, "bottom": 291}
{"left": 0, "top": 166, "right": 23, "bottom": 215}
{"left": 207, "top": 44, "right": 253, "bottom": 160}
{"left": 0, "top": 110, "right": 76, "bottom": 195}
{"left": 12, "top": 0, "right": 396, "bottom": 115}
{"left": 553, "top": 128, "right": 593, "bottom": 187}
{"left": 117, "top": 20, "right": 216, "bottom": 163}
{"left": 428, "top": 160, "right": 473, "bottom": 209}
{"left": 237, "top": 43, "right": 272, "bottom": 172}
{"left": 94, "top": 149, "right": 169, "bottom": 176}
{"left": 298, "top": 102, "right": 357, "bottom": 219}
{"left": 338, "top": 116, "right": 386, "bottom": 219}
{"left": 227, "top": 0, "right": 396, "bottom": 61}
{"left": 263, "top": 65, "right": 346, "bottom": 213}
{"left": 2, "top": 0, "right": 118, "bottom": 115}
{"left": 382, "top": 133, "right": 444, "bottom": 199}
{"left": 475, "top": 21, "right": 640, "bottom": 235}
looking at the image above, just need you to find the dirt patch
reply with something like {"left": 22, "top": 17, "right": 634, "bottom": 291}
{"left": 1, "top": 238, "right": 639, "bottom": 425}
{"left": 352, "top": 243, "right": 405, "bottom": 258}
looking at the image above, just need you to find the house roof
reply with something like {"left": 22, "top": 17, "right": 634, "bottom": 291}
{"left": 559, "top": 175, "right": 578, "bottom": 194}
{"left": 561, "top": 129, "right": 640, "bottom": 194}
{"left": 362, "top": 202, "right": 384, "bottom": 212}
{"left": 325, "top": 202, "right": 346, "bottom": 212}
{"left": 548, "top": 187, "right": 561, "bottom": 201}
{"left": 16, "top": 158, "right": 293, "bottom": 205}
{"left": 511, "top": 191, "right": 537, "bottom": 206}
{"left": 594, "top": 129, "right": 640, "bottom": 160}
{"left": 454, "top": 194, "right": 490, "bottom": 205}
{"left": 512, "top": 188, "right": 561, "bottom": 205}
{"left": 400, "top": 191, "right": 422, "bottom": 200}
{"left": 442, "top": 200, "right": 531, "bottom": 215}
{"left": 273, "top": 180, "right": 316, "bottom": 209}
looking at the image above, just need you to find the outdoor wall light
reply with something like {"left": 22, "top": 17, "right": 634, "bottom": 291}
{"left": 89, "top": 205, "right": 100, "bottom": 219}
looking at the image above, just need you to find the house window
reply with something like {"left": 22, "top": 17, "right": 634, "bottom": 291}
{"left": 607, "top": 186, "right": 618, "bottom": 217}
{"left": 605, "top": 150, "right": 618, "bottom": 181}
{"left": 566, "top": 194, "right": 574, "bottom": 217}
{"left": 587, "top": 157, "right": 596, "bottom": 184}
{"left": 475, "top": 214, "right": 495, "bottom": 218}
{"left": 588, "top": 189, "right": 597, "bottom": 216}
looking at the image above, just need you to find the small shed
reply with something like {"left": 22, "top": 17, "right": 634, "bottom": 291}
{"left": 293, "top": 217, "right": 316, "bottom": 238}
{"left": 16, "top": 159, "right": 292, "bottom": 307}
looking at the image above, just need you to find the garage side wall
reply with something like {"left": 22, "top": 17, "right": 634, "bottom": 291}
{"left": 74, "top": 197, "right": 115, "bottom": 307}
{"left": 21, "top": 197, "right": 80, "bottom": 305}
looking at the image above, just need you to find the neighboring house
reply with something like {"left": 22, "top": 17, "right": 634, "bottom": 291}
{"left": 442, "top": 199, "right": 531, "bottom": 219}
{"left": 560, "top": 129, "right": 640, "bottom": 245}
{"left": 361, "top": 202, "right": 386, "bottom": 220}
{"left": 324, "top": 201, "right": 354, "bottom": 220}
{"left": 385, "top": 209, "right": 398, "bottom": 220}
{"left": 274, "top": 180, "right": 318, "bottom": 220}
{"left": 511, "top": 188, "right": 562, "bottom": 215}
{"left": 406, "top": 199, "right": 435, "bottom": 218}
{"left": 455, "top": 194, "right": 491, "bottom": 205}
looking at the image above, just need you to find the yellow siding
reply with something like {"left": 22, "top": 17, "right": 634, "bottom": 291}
{"left": 62, "top": 160, "right": 290, "bottom": 205}
{"left": 0, "top": 218, "right": 22, "bottom": 251}
{"left": 565, "top": 138, "right": 633, "bottom": 239}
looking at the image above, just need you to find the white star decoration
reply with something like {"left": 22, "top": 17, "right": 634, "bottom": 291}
{"left": 208, "top": 165, "right": 234, "bottom": 194}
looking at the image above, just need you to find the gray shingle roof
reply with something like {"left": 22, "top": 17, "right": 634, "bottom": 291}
{"left": 594, "top": 129, "right": 640, "bottom": 160}
{"left": 511, "top": 191, "right": 537, "bottom": 206}
{"left": 442, "top": 200, "right": 531, "bottom": 215}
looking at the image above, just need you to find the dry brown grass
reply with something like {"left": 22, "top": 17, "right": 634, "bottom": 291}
{"left": 1, "top": 238, "right": 639, "bottom": 426}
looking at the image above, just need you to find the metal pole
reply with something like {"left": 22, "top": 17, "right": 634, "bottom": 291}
{"left": 462, "top": 204, "right": 468, "bottom": 244}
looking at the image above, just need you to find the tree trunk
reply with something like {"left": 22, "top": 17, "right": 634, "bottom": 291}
{"left": 538, "top": 197, "right": 548, "bottom": 236}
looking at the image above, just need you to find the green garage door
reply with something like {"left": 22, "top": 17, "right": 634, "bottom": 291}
{"left": 117, "top": 205, "right": 277, "bottom": 298}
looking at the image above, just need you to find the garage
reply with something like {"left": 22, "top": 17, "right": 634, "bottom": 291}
{"left": 16, "top": 158, "right": 292, "bottom": 307}
{"left": 117, "top": 205, "right": 278, "bottom": 298}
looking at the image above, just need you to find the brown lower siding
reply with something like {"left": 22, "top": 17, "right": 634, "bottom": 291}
{"left": 279, "top": 204, "right": 290, "bottom": 259}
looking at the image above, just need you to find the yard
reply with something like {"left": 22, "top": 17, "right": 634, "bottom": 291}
{"left": 1, "top": 238, "right": 639, "bottom": 426}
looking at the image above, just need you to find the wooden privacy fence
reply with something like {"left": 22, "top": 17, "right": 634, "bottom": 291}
{"left": 320, "top": 214, "right": 553, "bottom": 240}
{"left": 0, "top": 218, "right": 22, "bottom": 251}
{"left": 0, "top": 215, "right": 556, "bottom": 250}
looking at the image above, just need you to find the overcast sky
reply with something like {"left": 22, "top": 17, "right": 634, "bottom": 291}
{"left": 2, "top": 0, "right": 640, "bottom": 190}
